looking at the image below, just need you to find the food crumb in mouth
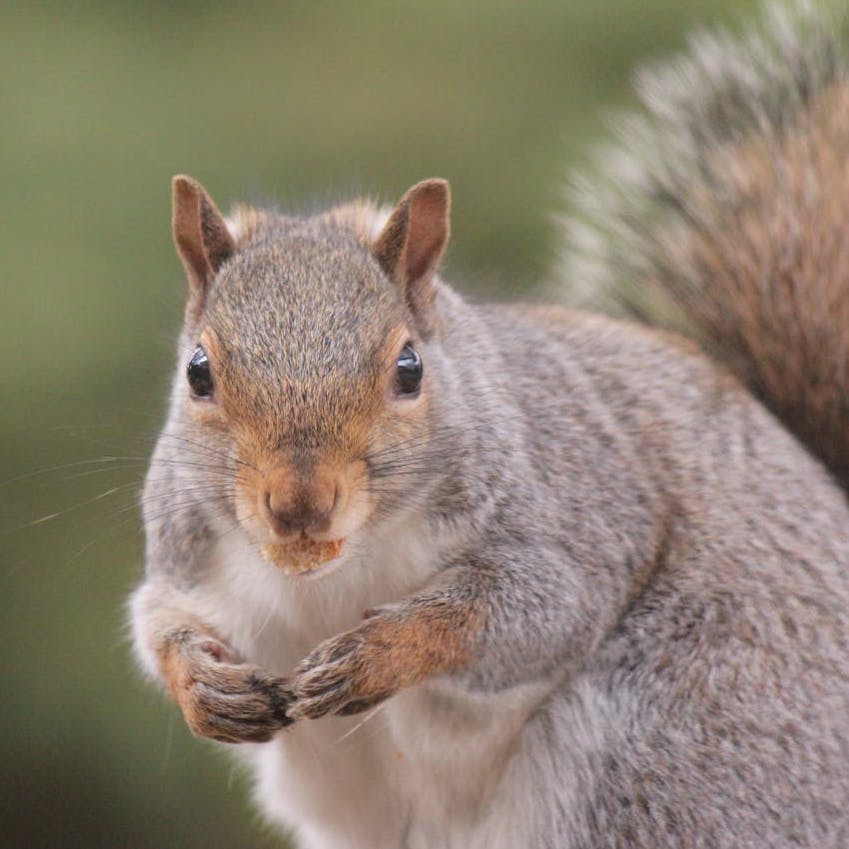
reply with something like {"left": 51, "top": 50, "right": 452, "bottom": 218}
{"left": 260, "top": 536, "right": 344, "bottom": 575}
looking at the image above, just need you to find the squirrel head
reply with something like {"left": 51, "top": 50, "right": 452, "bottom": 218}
{"left": 169, "top": 175, "right": 451, "bottom": 575}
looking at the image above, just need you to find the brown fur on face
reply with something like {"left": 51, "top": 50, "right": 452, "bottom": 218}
{"left": 177, "top": 188, "right": 436, "bottom": 563}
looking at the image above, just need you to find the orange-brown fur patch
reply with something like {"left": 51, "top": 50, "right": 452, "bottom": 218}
{"left": 220, "top": 322, "right": 425, "bottom": 552}
{"left": 355, "top": 598, "right": 483, "bottom": 694}
{"left": 290, "top": 590, "right": 486, "bottom": 718}
{"left": 156, "top": 628, "right": 292, "bottom": 742}
{"left": 157, "top": 633, "right": 183, "bottom": 696}
{"left": 655, "top": 79, "right": 849, "bottom": 486}
{"left": 156, "top": 630, "right": 205, "bottom": 726}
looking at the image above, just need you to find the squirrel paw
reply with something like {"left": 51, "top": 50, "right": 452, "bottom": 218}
{"left": 287, "top": 591, "right": 476, "bottom": 721}
{"left": 162, "top": 631, "right": 294, "bottom": 743}
{"left": 287, "top": 615, "right": 401, "bottom": 720}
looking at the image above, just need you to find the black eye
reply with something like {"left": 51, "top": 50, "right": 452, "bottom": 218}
{"left": 187, "top": 346, "right": 214, "bottom": 398}
{"left": 395, "top": 343, "right": 423, "bottom": 397}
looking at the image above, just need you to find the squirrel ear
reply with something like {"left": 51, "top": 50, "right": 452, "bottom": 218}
{"left": 171, "top": 175, "right": 235, "bottom": 306}
{"left": 373, "top": 178, "right": 451, "bottom": 332}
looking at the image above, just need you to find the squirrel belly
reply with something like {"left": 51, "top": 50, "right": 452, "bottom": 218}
{"left": 130, "top": 2, "right": 849, "bottom": 846}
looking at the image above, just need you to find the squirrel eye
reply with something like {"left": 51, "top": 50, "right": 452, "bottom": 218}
{"left": 187, "top": 346, "right": 214, "bottom": 398}
{"left": 395, "top": 343, "right": 423, "bottom": 397}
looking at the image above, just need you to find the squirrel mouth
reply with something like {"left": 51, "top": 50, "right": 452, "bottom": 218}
{"left": 259, "top": 535, "right": 345, "bottom": 576}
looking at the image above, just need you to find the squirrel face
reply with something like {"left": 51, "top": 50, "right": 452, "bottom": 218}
{"left": 169, "top": 176, "right": 450, "bottom": 575}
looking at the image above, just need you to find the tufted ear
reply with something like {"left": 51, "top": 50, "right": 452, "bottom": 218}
{"left": 373, "top": 178, "right": 451, "bottom": 334}
{"left": 172, "top": 175, "right": 235, "bottom": 309}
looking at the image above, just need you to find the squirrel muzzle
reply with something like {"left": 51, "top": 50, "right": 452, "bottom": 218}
{"left": 236, "top": 457, "right": 367, "bottom": 576}
{"left": 261, "top": 464, "right": 342, "bottom": 538}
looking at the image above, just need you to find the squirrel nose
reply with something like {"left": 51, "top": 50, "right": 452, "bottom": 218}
{"left": 262, "top": 482, "right": 340, "bottom": 537}
{"left": 263, "top": 492, "right": 334, "bottom": 535}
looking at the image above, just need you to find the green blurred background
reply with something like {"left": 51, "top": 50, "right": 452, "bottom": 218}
{"left": 1, "top": 1, "right": 757, "bottom": 846}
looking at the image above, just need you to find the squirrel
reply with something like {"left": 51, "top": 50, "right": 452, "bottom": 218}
{"left": 130, "top": 1, "right": 849, "bottom": 847}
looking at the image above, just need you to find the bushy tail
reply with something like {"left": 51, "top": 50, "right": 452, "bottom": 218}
{"left": 558, "top": 0, "right": 849, "bottom": 490}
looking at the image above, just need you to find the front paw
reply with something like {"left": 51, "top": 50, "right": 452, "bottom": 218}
{"left": 287, "top": 619, "right": 398, "bottom": 720}
{"left": 162, "top": 630, "right": 294, "bottom": 743}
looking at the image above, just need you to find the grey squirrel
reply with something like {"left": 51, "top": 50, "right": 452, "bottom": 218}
{"left": 130, "top": 1, "right": 849, "bottom": 846}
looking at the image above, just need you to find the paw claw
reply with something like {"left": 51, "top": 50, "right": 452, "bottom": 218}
{"left": 167, "top": 633, "right": 294, "bottom": 742}
{"left": 287, "top": 684, "right": 352, "bottom": 720}
{"left": 287, "top": 624, "right": 395, "bottom": 720}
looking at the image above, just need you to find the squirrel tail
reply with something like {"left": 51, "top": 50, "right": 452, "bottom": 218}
{"left": 558, "top": 0, "right": 849, "bottom": 490}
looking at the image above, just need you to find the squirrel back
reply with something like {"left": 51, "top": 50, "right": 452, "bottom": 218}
{"left": 560, "top": 0, "right": 849, "bottom": 489}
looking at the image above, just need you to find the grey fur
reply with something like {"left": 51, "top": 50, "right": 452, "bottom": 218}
{"left": 560, "top": 0, "right": 849, "bottom": 313}
{"left": 132, "top": 3, "right": 849, "bottom": 845}
{"left": 558, "top": 0, "right": 849, "bottom": 486}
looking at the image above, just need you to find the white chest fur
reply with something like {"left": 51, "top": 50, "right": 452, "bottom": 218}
{"left": 194, "top": 524, "right": 551, "bottom": 849}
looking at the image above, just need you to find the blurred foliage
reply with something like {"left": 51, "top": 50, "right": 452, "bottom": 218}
{"left": 1, "top": 0, "right": 757, "bottom": 846}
